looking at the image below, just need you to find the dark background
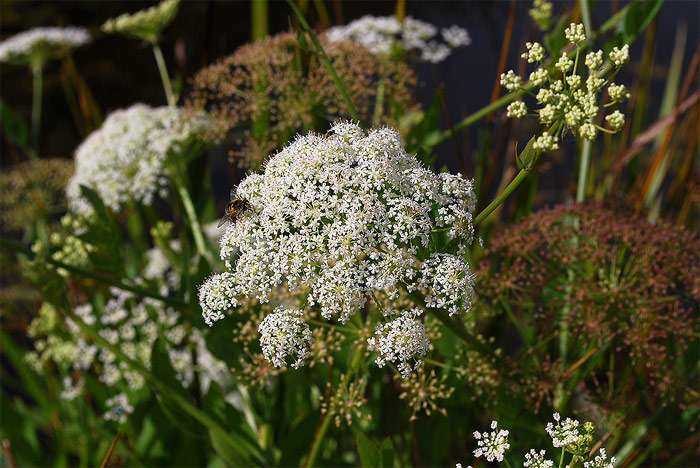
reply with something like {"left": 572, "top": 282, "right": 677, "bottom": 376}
{"left": 1, "top": 0, "right": 698, "bottom": 196}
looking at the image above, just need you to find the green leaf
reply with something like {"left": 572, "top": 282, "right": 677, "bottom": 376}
{"left": 620, "top": 0, "right": 663, "bottom": 43}
{"left": 0, "top": 99, "right": 29, "bottom": 152}
{"left": 355, "top": 432, "right": 394, "bottom": 468}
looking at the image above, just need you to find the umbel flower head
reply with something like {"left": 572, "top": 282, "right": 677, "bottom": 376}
{"left": 102, "top": 0, "right": 180, "bottom": 43}
{"left": 200, "top": 122, "right": 476, "bottom": 326}
{"left": 66, "top": 104, "right": 209, "bottom": 214}
{"left": 0, "top": 27, "right": 89, "bottom": 66}
{"left": 258, "top": 307, "right": 313, "bottom": 369}
{"left": 326, "top": 15, "right": 470, "bottom": 63}
{"left": 367, "top": 309, "right": 431, "bottom": 379}
{"left": 501, "top": 24, "right": 630, "bottom": 153}
{"left": 186, "top": 32, "right": 416, "bottom": 169}
{"left": 473, "top": 420, "right": 510, "bottom": 463}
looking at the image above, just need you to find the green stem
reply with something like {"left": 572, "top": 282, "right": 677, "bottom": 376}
{"left": 474, "top": 166, "right": 532, "bottom": 225}
{"left": 152, "top": 43, "right": 176, "bottom": 106}
{"left": 0, "top": 237, "right": 190, "bottom": 310}
{"left": 431, "top": 90, "right": 524, "bottom": 147}
{"left": 30, "top": 61, "right": 43, "bottom": 159}
{"left": 251, "top": 0, "right": 268, "bottom": 40}
{"left": 287, "top": 0, "right": 360, "bottom": 121}
{"left": 304, "top": 411, "right": 332, "bottom": 468}
{"left": 304, "top": 349, "right": 363, "bottom": 468}
{"left": 576, "top": 140, "right": 592, "bottom": 202}
{"left": 578, "top": 0, "right": 593, "bottom": 38}
{"left": 559, "top": 449, "right": 566, "bottom": 468}
{"left": 173, "top": 175, "right": 213, "bottom": 264}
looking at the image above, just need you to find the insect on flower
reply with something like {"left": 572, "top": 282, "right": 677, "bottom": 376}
{"left": 218, "top": 190, "right": 251, "bottom": 227}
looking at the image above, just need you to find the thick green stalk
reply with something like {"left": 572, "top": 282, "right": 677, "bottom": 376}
{"left": 152, "top": 43, "right": 176, "bottom": 106}
{"left": 287, "top": 0, "right": 360, "bottom": 121}
{"left": 474, "top": 165, "right": 533, "bottom": 225}
{"left": 576, "top": 140, "right": 592, "bottom": 202}
{"left": 251, "top": 0, "right": 268, "bottom": 40}
{"left": 578, "top": 0, "right": 593, "bottom": 37}
{"left": 172, "top": 174, "right": 213, "bottom": 264}
{"left": 30, "top": 61, "right": 43, "bottom": 158}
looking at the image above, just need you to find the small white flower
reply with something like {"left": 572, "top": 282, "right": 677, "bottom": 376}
{"left": 585, "top": 50, "right": 604, "bottom": 70}
{"left": 605, "top": 110, "right": 625, "bottom": 131}
{"left": 533, "top": 132, "right": 559, "bottom": 152}
{"left": 507, "top": 101, "right": 528, "bottom": 118}
{"left": 522, "top": 42, "right": 545, "bottom": 63}
{"left": 584, "top": 448, "right": 616, "bottom": 468}
{"left": 536, "top": 88, "right": 554, "bottom": 104}
{"left": 529, "top": 68, "right": 549, "bottom": 86}
{"left": 199, "top": 273, "right": 240, "bottom": 326}
{"left": 529, "top": 0, "right": 553, "bottom": 30}
{"left": 607, "top": 83, "right": 629, "bottom": 102}
{"left": 546, "top": 413, "right": 582, "bottom": 448}
{"left": 500, "top": 70, "right": 522, "bottom": 91}
{"left": 258, "top": 307, "right": 313, "bottom": 369}
{"left": 367, "top": 309, "right": 430, "bottom": 379}
{"left": 555, "top": 52, "right": 574, "bottom": 73}
{"left": 442, "top": 25, "right": 471, "bottom": 48}
{"left": 538, "top": 104, "right": 557, "bottom": 125}
{"left": 524, "top": 449, "right": 554, "bottom": 468}
{"left": 473, "top": 420, "right": 510, "bottom": 463}
{"left": 564, "top": 23, "right": 586, "bottom": 44}
{"left": 586, "top": 75, "right": 605, "bottom": 92}
{"left": 609, "top": 44, "right": 629, "bottom": 66}
{"left": 104, "top": 393, "right": 134, "bottom": 423}
{"left": 579, "top": 122, "right": 596, "bottom": 140}
{"left": 566, "top": 75, "right": 582, "bottom": 89}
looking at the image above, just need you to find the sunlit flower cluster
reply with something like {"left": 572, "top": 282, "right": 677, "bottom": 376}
{"left": 66, "top": 104, "right": 209, "bottom": 215}
{"left": 200, "top": 122, "right": 477, "bottom": 374}
{"left": 326, "top": 15, "right": 470, "bottom": 63}
{"left": 104, "top": 393, "right": 134, "bottom": 423}
{"left": 367, "top": 309, "right": 431, "bottom": 378}
{"left": 102, "top": 0, "right": 180, "bottom": 43}
{"left": 465, "top": 414, "right": 615, "bottom": 467}
{"left": 0, "top": 27, "right": 89, "bottom": 64}
{"left": 501, "top": 24, "right": 630, "bottom": 152}
{"left": 258, "top": 307, "right": 313, "bottom": 369}
{"left": 529, "top": 0, "right": 553, "bottom": 30}
{"left": 473, "top": 420, "right": 510, "bottom": 463}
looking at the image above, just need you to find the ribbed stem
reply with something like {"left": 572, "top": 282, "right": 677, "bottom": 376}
{"left": 30, "top": 61, "right": 43, "bottom": 158}
{"left": 576, "top": 140, "right": 592, "bottom": 202}
{"left": 152, "top": 43, "right": 176, "bottom": 106}
{"left": 173, "top": 175, "right": 213, "bottom": 264}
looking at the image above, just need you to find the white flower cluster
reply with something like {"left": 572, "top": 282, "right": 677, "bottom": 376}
{"left": 258, "top": 307, "right": 313, "bottom": 369}
{"left": 66, "top": 104, "right": 209, "bottom": 215}
{"left": 545, "top": 412, "right": 582, "bottom": 447}
{"left": 501, "top": 24, "right": 630, "bottom": 152}
{"left": 524, "top": 449, "right": 554, "bottom": 468}
{"left": 326, "top": 16, "right": 470, "bottom": 63}
{"left": 0, "top": 27, "right": 89, "bottom": 64}
{"left": 529, "top": 0, "right": 553, "bottom": 30}
{"left": 367, "top": 309, "right": 431, "bottom": 378}
{"left": 473, "top": 420, "right": 510, "bottom": 463}
{"left": 466, "top": 414, "right": 615, "bottom": 467}
{"left": 104, "top": 393, "right": 134, "bottom": 423}
{"left": 584, "top": 448, "right": 616, "bottom": 468}
{"left": 28, "top": 282, "right": 226, "bottom": 421}
{"left": 201, "top": 122, "right": 476, "bottom": 375}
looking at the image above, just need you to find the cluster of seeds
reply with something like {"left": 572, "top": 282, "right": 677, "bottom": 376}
{"left": 199, "top": 122, "right": 477, "bottom": 375}
{"left": 325, "top": 15, "right": 470, "bottom": 63}
{"left": 502, "top": 23, "right": 630, "bottom": 152}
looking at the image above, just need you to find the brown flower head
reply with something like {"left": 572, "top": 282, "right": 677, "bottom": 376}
{"left": 186, "top": 32, "right": 416, "bottom": 169}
